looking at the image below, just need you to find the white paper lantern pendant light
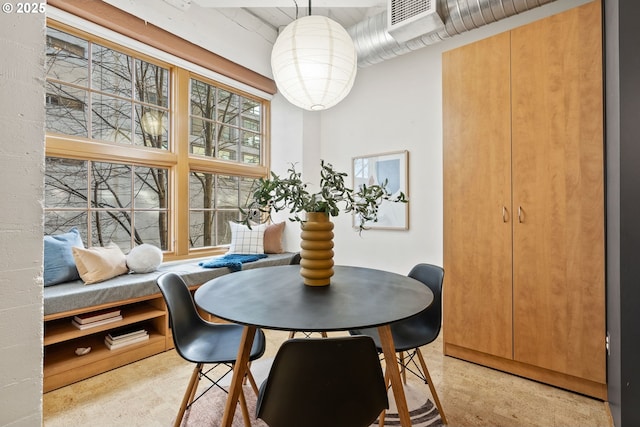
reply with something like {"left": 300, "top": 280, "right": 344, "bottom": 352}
{"left": 271, "top": 2, "right": 358, "bottom": 111}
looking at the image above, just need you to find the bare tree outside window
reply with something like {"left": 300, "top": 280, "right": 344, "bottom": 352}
{"left": 45, "top": 27, "right": 170, "bottom": 251}
{"left": 45, "top": 157, "right": 168, "bottom": 252}
{"left": 188, "top": 78, "right": 262, "bottom": 249}
{"left": 44, "top": 25, "right": 267, "bottom": 256}
{"left": 189, "top": 173, "right": 255, "bottom": 247}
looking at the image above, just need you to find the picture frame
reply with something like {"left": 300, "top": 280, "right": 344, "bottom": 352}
{"left": 352, "top": 150, "right": 409, "bottom": 230}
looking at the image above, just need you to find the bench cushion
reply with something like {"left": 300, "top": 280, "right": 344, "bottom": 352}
{"left": 44, "top": 253, "right": 295, "bottom": 316}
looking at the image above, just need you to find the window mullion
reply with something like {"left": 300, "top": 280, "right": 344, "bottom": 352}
{"left": 87, "top": 41, "right": 93, "bottom": 139}
{"left": 173, "top": 68, "right": 191, "bottom": 257}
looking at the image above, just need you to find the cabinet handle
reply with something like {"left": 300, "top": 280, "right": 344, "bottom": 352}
{"left": 518, "top": 206, "right": 523, "bottom": 223}
{"left": 502, "top": 206, "right": 508, "bottom": 223}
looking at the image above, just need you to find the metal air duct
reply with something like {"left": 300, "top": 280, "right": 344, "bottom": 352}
{"left": 349, "top": 0, "right": 558, "bottom": 67}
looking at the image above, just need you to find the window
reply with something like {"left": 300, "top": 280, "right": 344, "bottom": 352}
{"left": 189, "top": 80, "right": 262, "bottom": 164}
{"left": 188, "top": 173, "right": 255, "bottom": 248}
{"left": 44, "top": 22, "right": 269, "bottom": 258}
{"left": 45, "top": 157, "right": 168, "bottom": 252}
{"left": 46, "top": 26, "right": 170, "bottom": 148}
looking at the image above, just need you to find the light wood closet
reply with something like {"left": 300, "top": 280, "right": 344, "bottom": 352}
{"left": 442, "top": 0, "right": 605, "bottom": 399}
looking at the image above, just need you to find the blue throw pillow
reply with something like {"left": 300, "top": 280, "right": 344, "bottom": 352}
{"left": 44, "top": 227, "right": 84, "bottom": 286}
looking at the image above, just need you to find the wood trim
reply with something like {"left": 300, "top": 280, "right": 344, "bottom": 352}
{"left": 46, "top": 135, "right": 178, "bottom": 167}
{"left": 444, "top": 343, "right": 608, "bottom": 400}
{"left": 48, "top": 19, "right": 174, "bottom": 71}
{"left": 47, "top": 0, "right": 276, "bottom": 95}
{"left": 188, "top": 157, "right": 268, "bottom": 177}
{"left": 44, "top": 293, "right": 166, "bottom": 321}
{"left": 173, "top": 68, "right": 191, "bottom": 257}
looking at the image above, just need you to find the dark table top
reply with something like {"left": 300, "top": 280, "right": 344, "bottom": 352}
{"left": 194, "top": 264, "right": 433, "bottom": 332}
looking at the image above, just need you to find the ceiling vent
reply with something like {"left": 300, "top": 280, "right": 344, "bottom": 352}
{"left": 387, "top": 0, "right": 444, "bottom": 43}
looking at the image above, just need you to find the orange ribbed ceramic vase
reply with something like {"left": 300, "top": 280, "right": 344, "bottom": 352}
{"left": 299, "top": 212, "right": 335, "bottom": 286}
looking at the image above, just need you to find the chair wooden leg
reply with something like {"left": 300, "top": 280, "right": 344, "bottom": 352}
{"left": 242, "top": 361, "right": 249, "bottom": 385}
{"left": 416, "top": 349, "right": 447, "bottom": 425}
{"left": 378, "top": 409, "right": 386, "bottom": 427}
{"left": 238, "top": 386, "right": 251, "bottom": 427}
{"left": 384, "top": 362, "right": 391, "bottom": 389}
{"left": 288, "top": 331, "right": 296, "bottom": 338}
{"left": 376, "top": 363, "right": 392, "bottom": 427}
{"left": 399, "top": 351, "right": 407, "bottom": 384}
{"left": 246, "top": 368, "right": 260, "bottom": 396}
{"left": 174, "top": 363, "right": 202, "bottom": 427}
{"left": 321, "top": 331, "right": 328, "bottom": 337}
{"left": 186, "top": 369, "right": 200, "bottom": 406}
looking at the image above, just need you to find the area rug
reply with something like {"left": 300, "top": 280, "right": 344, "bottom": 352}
{"left": 376, "top": 383, "right": 443, "bottom": 427}
{"left": 180, "top": 359, "right": 442, "bottom": 427}
{"left": 180, "top": 358, "right": 272, "bottom": 427}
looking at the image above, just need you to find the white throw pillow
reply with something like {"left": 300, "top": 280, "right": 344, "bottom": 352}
{"left": 126, "top": 244, "right": 163, "bottom": 273}
{"left": 227, "top": 222, "right": 267, "bottom": 254}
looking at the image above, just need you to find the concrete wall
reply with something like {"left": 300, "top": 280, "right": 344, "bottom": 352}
{"left": 0, "top": 8, "right": 45, "bottom": 427}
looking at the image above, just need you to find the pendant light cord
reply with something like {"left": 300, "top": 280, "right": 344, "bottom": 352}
{"left": 291, "top": 0, "right": 310, "bottom": 20}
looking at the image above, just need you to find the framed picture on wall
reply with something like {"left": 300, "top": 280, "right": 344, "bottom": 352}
{"left": 352, "top": 150, "right": 409, "bottom": 230}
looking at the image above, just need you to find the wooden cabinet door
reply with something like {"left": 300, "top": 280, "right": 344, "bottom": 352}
{"left": 511, "top": 0, "right": 605, "bottom": 383}
{"left": 443, "top": 32, "right": 513, "bottom": 360}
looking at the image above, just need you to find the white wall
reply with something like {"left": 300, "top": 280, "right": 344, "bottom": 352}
{"left": 267, "top": 95, "right": 326, "bottom": 252}
{"left": 0, "top": 9, "right": 45, "bottom": 427}
{"left": 308, "top": 0, "right": 592, "bottom": 274}
{"left": 269, "top": 95, "right": 305, "bottom": 250}
{"left": 317, "top": 49, "right": 443, "bottom": 274}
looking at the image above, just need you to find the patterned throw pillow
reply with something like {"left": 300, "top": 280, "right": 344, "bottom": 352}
{"left": 227, "top": 222, "right": 267, "bottom": 254}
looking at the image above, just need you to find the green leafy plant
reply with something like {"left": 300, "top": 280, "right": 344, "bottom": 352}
{"left": 241, "top": 160, "right": 407, "bottom": 231}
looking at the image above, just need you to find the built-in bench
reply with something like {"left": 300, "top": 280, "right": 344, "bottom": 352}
{"left": 43, "top": 253, "right": 296, "bottom": 392}
{"left": 44, "top": 253, "right": 296, "bottom": 316}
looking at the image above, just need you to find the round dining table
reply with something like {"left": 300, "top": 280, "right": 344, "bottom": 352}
{"left": 194, "top": 264, "right": 434, "bottom": 427}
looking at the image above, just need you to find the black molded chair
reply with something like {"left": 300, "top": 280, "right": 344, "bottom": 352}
{"left": 289, "top": 251, "right": 301, "bottom": 265}
{"left": 287, "top": 252, "right": 327, "bottom": 339}
{"left": 350, "top": 263, "right": 448, "bottom": 425}
{"left": 156, "top": 272, "right": 266, "bottom": 427}
{"left": 256, "top": 336, "right": 389, "bottom": 427}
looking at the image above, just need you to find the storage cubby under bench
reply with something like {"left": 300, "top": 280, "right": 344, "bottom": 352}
{"left": 43, "top": 253, "right": 295, "bottom": 392}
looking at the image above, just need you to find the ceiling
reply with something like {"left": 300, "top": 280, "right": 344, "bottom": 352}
{"left": 163, "top": 0, "right": 387, "bottom": 32}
